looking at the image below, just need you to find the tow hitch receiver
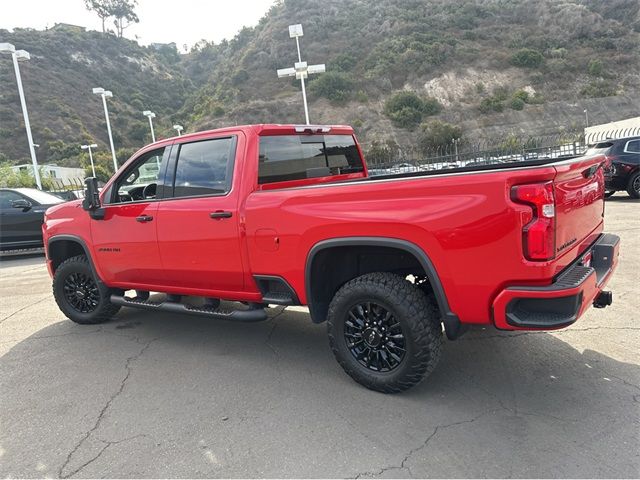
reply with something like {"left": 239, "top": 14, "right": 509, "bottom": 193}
{"left": 593, "top": 291, "right": 613, "bottom": 308}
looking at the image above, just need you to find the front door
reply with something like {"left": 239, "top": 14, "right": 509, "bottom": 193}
{"left": 156, "top": 135, "right": 245, "bottom": 293}
{"left": 90, "top": 146, "right": 168, "bottom": 286}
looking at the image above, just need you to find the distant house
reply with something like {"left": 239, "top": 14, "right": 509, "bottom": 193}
{"left": 150, "top": 42, "right": 177, "bottom": 51}
{"left": 585, "top": 117, "right": 640, "bottom": 142}
{"left": 51, "top": 23, "right": 86, "bottom": 33}
{"left": 11, "top": 164, "right": 85, "bottom": 184}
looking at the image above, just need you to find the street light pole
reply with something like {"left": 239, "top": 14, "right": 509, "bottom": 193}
{"left": 93, "top": 87, "right": 118, "bottom": 173}
{"left": 173, "top": 124, "right": 184, "bottom": 136}
{"left": 293, "top": 34, "right": 310, "bottom": 125}
{"left": 143, "top": 110, "right": 156, "bottom": 142}
{"left": 81, "top": 143, "right": 98, "bottom": 177}
{"left": 1, "top": 43, "right": 42, "bottom": 189}
{"left": 584, "top": 109, "right": 589, "bottom": 128}
{"left": 276, "top": 24, "right": 326, "bottom": 125}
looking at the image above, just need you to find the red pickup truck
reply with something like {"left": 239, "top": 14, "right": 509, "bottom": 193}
{"left": 43, "top": 124, "right": 619, "bottom": 392}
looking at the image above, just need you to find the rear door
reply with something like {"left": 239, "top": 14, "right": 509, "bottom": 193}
{"left": 155, "top": 135, "right": 245, "bottom": 293}
{"left": 553, "top": 154, "right": 606, "bottom": 258}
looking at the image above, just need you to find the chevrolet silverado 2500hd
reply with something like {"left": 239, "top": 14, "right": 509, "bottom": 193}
{"left": 43, "top": 124, "right": 619, "bottom": 392}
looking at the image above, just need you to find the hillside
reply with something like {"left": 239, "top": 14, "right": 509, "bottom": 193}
{"left": 1, "top": 0, "right": 639, "bottom": 174}
{"left": 0, "top": 25, "right": 192, "bottom": 170}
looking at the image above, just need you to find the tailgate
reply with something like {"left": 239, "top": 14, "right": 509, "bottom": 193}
{"left": 553, "top": 154, "right": 606, "bottom": 259}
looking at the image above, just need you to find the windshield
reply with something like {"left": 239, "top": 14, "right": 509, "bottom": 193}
{"left": 17, "top": 189, "right": 65, "bottom": 205}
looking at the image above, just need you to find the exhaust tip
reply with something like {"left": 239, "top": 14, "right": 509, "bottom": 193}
{"left": 593, "top": 290, "right": 613, "bottom": 308}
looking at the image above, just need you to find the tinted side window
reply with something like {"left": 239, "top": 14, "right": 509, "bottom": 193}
{"left": 110, "top": 147, "right": 166, "bottom": 204}
{"left": 173, "top": 137, "right": 235, "bottom": 197}
{"left": 625, "top": 140, "right": 640, "bottom": 153}
{"left": 0, "top": 191, "right": 23, "bottom": 209}
{"left": 258, "top": 134, "right": 363, "bottom": 184}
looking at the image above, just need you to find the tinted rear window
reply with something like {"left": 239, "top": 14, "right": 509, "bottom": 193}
{"left": 258, "top": 134, "right": 363, "bottom": 184}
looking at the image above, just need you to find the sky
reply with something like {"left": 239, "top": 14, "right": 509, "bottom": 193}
{"left": 1, "top": 0, "right": 276, "bottom": 50}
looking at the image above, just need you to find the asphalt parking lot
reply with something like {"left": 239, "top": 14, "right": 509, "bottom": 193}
{"left": 1, "top": 194, "right": 638, "bottom": 479}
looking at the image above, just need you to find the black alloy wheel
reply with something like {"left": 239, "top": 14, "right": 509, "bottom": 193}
{"left": 344, "top": 301, "right": 406, "bottom": 372}
{"left": 63, "top": 272, "right": 100, "bottom": 313}
{"left": 53, "top": 255, "right": 120, "bottom": 324}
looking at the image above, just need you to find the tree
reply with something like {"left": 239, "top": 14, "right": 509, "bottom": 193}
{"left": 111, "top": 0, "right": 139, "bottom": 38}
{"left": 84, "top": 0, "right": 112, "bottom": 33}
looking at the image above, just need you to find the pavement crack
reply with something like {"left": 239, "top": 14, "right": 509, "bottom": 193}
{"left": 63, "top": 434, "right": 149, "bottom": 479}
{"left": 62, "top": 443, "right": 110, "bottom": 479}
{"left": 265, "top": 307, "right": 286, "bottom": 358}
{"left": 353, "top": 410, "right": 495, "bottom": 479}
{"left": 0, "top": 294, "right": 52, "bottom": 325}
{"left": 57, "top": 338, "right": 159, "bottom": 478}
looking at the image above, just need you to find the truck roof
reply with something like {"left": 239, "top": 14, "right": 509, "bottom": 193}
{"left": 152, "top": 124, "right": 355, "bottom": 147}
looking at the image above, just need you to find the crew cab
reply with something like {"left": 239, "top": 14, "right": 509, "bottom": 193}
{"left": 42, "top": 124, "right": 620, "bottom": 393}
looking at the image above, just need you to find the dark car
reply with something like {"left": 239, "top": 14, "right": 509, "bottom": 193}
{"left": 587, "top": 136, "right": 640, "bottom": 199}
{"left": 0, "top": 188, "right": 65, "bottom": 250}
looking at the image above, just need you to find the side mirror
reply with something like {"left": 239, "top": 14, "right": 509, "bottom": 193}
{"left": 11, "top": 199, "right": 32, "bottom": 211}
{"left": 82, "top": 177, "right": 105, "bottom": 220}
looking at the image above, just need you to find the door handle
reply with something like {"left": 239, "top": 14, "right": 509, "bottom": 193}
{"left": 136, "top": 215, "right": 154, "bottom": 223}
{"left": 210, "top": 211, "right": 233, "bottom": 219}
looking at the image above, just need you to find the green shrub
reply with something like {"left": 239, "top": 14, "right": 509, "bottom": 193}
{"left": 419, "top": 121, "right": 462, "bottom": 153}
{"left": 354, "top": 90, "right": 368, "bottom": 103}
{"left": 510, "top": 48, "right": 544, "bottom": 68}
{"left": 512, "top": 89, "right": 530, "bottom": 102}
{"left": 479, "top": 97, "right": 504, "bottom": 113}
{"left": 389, "top": 106, "right": 423, "bottom": 129}
{"left": 588, "top": 59, "right": 603, "bottom": 77}
{"left": 528, "top": 93, "right": 545, "bottom": 104}
{"left": 422, "top": 97, "right": 442, "bottom": 116}
{"left": 309, "top": 72, "right": 354, "bottom": 102}
{"left": 384, "top": 91, "right": 442, "bottom": 129}
{"left": 232, "top": 69, "right": 249, "bottom": 85}
{"left": 510, "top": 97, "right": 525, "bottom": 110}
{"left": 331, "top": 53, "right": 357, "bottom": 72}
{"left": 580, "top": 80, "right": 617, "bottom": 98}
{"left": 365, "top": 139, "right": 401, "bottom": 165}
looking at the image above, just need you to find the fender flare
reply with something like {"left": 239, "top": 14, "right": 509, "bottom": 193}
{"left": 47, "top": 234, "right": 106, "bottom": 287}
{"left": 304, "top": 237, "right": 465, "bottom": 340}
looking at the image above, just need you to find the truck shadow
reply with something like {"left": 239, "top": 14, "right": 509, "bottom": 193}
{"left": 1, "top": 307, "right": 638, "bottom": 477}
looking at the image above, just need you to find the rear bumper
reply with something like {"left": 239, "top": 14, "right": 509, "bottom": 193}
{"left": 492, "top": 233, "right": 620, "bottom": 330}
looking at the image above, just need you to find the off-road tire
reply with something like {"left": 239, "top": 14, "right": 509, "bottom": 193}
{"left": 327, "top": 272, "right": 442, "bottom": 393}
{"left": 626, "top": 172, "right": 640, "bottom": 199}
{"left": 53, "top": 255, "right": 120, "bottom": 324}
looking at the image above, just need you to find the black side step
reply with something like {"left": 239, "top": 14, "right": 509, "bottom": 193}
{"left": 110, "top": 295, "right": 268, "bottom": 322}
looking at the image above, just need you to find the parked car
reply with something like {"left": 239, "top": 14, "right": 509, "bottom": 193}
{"left": 586, "top": 136, "right": 640, "bottom": 199}
{"left": 0, "top": 188, "right": 65, "bottom": 250}
{"left": 51, "top": 190, "right": 79, "bottom": 201}
{"left": 42, "top": 124, "right": 619, "bottom": 393}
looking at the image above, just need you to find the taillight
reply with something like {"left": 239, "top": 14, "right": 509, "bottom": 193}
{"left": 511, "top": 181, "right": 556, "bottom": 261}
